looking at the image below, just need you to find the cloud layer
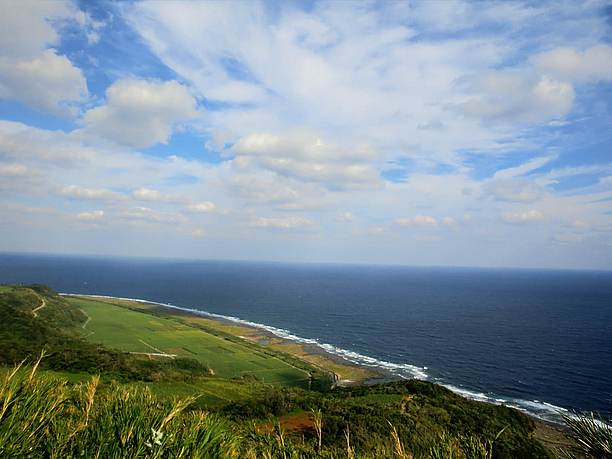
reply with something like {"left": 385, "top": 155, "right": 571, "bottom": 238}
{"left": 0, "top": 1, "right": 611, "bottom": 269}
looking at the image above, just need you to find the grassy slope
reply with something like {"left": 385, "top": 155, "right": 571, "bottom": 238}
{"left": 69, "top": 296, "right": 311, "bottom": 386}
{"left": 0, "top": 286, "right": 330, "bottom": 405}
{"left": 87, "top": 296, "right": 376, "bottom": 383}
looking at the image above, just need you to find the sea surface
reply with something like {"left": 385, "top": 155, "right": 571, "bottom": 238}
{"left": 1, "top": 253, "right": 611, "bottom": 422}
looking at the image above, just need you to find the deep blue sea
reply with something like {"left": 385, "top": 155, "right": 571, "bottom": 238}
{"left": 1, "top": 253, "right": 611, "bottom": 422}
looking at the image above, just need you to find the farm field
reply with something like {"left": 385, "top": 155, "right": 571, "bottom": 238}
{"left": 67, "top": 296, "right": 311, "bottom": 386}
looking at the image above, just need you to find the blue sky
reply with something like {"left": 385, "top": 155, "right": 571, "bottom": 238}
{"left": 1, "top": 0, "right": 612, "bottom": 269}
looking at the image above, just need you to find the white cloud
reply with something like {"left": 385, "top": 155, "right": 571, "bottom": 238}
{"left": 133, "top": 188, "right": 164, "bottom": 201}
{"left": 0, "top": 50, "right": 88, "bottom": 115}
{"left": 77, "top": 210, "right": 104, "bottom": 221}
{"left": 0, "top": 120, "right": 97, "bottom": 164}
{"left": 59, "top": 185, "right": 125, "bottom": 202}
{"left": 0, "top": 2, "right": 89, "bottom": 115}
{"left": 123, "top": 0, "right": 610, "bottom": 180}
{"left": 0, "top": 163, "right": 28, "bottom": 177}
{"left": 0, "top": 0, "right": 74, "bottom": 59}
{"left": 395, "top": 215, "right": 439, "bottom": 227}
{"left": 442, "top": 217, "right": 457, "bottom": 227}
{"left": 484, "top": 179, "right": 544, "bottom": 203}
{"left": 338, "top": 212, "right": 354, "bottom": 222}
{"left": 124, "top": 1, "right": 518, "bottom": 166}
{"left": 458, "top": 73, "right": 574, "bottom": 123}
{"left": 554, "top": 233, "right": 583, "bottom": 243}
{"left": 251, "top": 216, "right": 314, "bottom": 230}
{"left": 121, "top": 206, "right": 185, "bottom": 224}
{"left": 132, "top": 187, "right": 217, "bottom": 213}
{"left": 232, "top": 131, "right": 379, "bottom": 188}
{"left": 205, "top": 81, "right": 268, "bottom": 104}
{"left": 191, "top": 228, "right": 206, "bottom": 237}
{"left": 492, "top": 156, "right": 556, "bottom": 180}
{"left": 533, "top": 45, "right": 612, "bottom": 83}
{"left": 82, "top": 79, "right": 197, "bottom": 148}
{"left": 367, "top": 225, "right": 385, "bottom": 235}
{"left": 502, "top": 209, "right": 544, "bottom": 224}
{"left": 186, "top": 202, "right": 216, "bottom": 213}
{"left": 226, "top": 170, "right": 328, "bottom": 210}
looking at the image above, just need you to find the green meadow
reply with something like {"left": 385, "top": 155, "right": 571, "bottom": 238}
{"left": 67, "top": 296, "right": 311, "bottom": 386}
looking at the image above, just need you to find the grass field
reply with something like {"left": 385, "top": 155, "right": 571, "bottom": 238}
{"left": 88, "top": 296, "right": 379, "bottom": 383}
{"left": 67, "top": 296, "right": 311, "bottom": 387}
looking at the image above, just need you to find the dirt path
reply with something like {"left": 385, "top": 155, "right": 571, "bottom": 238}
{"left": 80, "top": 308, "right": 91, "bottom": 329}
{"left": 137, "top": 339, "right": 176, "bottom": 359}
{"left": 129, "top": 352, "right": 177, "bottom": 358}
{"left": 31, "top": 293, "right": 47, "bottom": 318}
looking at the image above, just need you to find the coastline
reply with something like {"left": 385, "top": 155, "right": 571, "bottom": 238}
{"left": 64, "top": 293, "right": 388, "bottom": 387}
{"left": 62, "top": 293, "right": 572, "bottom": 432}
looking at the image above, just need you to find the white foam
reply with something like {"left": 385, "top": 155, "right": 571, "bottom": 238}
{"left": 440, "top": 382, "right": 569, "bottom": 423}
{"left": 62, "top": 292, "right": 571, "bottom": 423}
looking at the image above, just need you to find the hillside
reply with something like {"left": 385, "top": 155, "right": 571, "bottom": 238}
{"left": 0, "top": 284, "right": 588, "bottom": 458}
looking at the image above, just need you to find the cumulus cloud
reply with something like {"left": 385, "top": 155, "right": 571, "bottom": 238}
{"left": 502, "top": 209, "right": 544, "bottom": 224}
{"left": 227, "top": 171, "right": 329, "bottom": 210}
{"left": 59, "top": 185, "right": 125, "bottom": 202}
{"left": 121, "top": 206, "right": 185, "bottom": 224}
{"left": 205, "top": 81, "right": 268, "bottom": 104}
{"left": 367, "top": 226, "right": 385, "bottom": 235}
{"left": 0, "top": 120, "right": 98, "bottom": 164}
{"left": 232, "top": 131, "right": 379, "bottom": 189}
{"left": 133, "top": 188, "right": 164, "bottom": 201}
{"left": 124, "top": 1, "right": 517, "bottom": 165}
{"left": 185, "top": 202, "right": 216, "bottom": 213}
{"left": 458, "top": 72, "right": 574, "bottom": 123}
{"left": 395, "top": 215, "right": 439, "bottom": 227}
{"left": 0, "top": 2, "right": 88, "bottom": 115}
{"left": 0, "top": 0, "right": 74, "bottom": 58}
{"left": 132, "top": 188, "right": 216, "bottom": 213}
{"left": 251, "top": 216, "right": 314, "bottom": 230}
{"left": 0, "top": 50, "right": 88, "bottom": 116}
{"left": 82, "top": 79, "right": 197, "bottom": 148}
{"left": 77, "top": 210, "right": 104, "bottom": 221}
{"left": 0, "top": 163, "right": 28, "bottom": 177}
{"left": 337, "top": 212, "right": 354, "bottom": 222}
{"left": 191, "top": 228, "right": 206, "bottom": 237}
{"left": 484, "top": 179, "right": 543, "bottom": 203}
{"left": 533, "top": 45, "right": 612, "bottom": 83}
{"left": 442, "top": 217, "right": 457, "bottom": 227}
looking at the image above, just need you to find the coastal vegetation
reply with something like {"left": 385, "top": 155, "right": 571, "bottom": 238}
{"left": 0, "top": 284, "right": 608, "bottom": 458}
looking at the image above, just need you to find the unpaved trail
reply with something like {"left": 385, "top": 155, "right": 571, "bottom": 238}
{"left": 129, "top": 352, "right": 177, "bottom": 358}
{"left": 137, "top": 339, "right": 176, "bottom": 359}
{"left": 31, "top": 293, "right": 47, "bottom": 318}
{"left": 80, "top": 308, "right": 91, "bottom": 329}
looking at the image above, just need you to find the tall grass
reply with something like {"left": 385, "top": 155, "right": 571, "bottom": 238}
{"left": 0, "top": 357, "right": 237, "bottom": 458}
{"left": 562, "top": 411, "right": 612, "bottom": 458}
{"left": 1, "top": 357, "right": 554, "bottom": 458}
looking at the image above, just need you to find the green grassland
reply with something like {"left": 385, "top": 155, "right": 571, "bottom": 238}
{"left": 0, "top": 285, "right": 330, "bottom": 402}
{"left": 68, "top": 296, "right": 311, "bottom": 386}
{"left": 91, "top": 295, "right": 380, "bottom": 384}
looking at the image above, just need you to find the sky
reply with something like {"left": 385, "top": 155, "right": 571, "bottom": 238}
{"left": 1, "top": 0, "right": 612, "bottom": 269}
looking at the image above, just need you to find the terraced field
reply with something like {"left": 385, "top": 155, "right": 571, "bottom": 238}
{"left": 67, "top": 296, "right": 311, "bottom": 386}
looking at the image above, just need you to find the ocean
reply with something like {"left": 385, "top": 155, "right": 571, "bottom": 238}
{"left": 1, "top": 252, "right": 610, "bottom": 422}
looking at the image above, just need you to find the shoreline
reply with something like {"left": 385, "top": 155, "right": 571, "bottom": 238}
{"left": 62, "top": 293, "right": 571, "bottom": 427}
{"left": 64, "top": 293, "right": 388, "bottom": 386}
